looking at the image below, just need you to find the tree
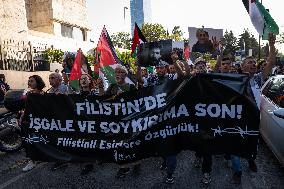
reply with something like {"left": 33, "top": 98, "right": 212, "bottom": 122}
{"left": 261, "top": 43, "right": 270, "bottom": 58}
{"left": 222, "top": 30, "right": 238, "bottom": 56}
{"left": 43, "top": 48, "right": 64, "bottom": 63}
{"left": 238, "top": 29, "right": 265, "bottom": 58}
{"left": 141, "top": 23, "right": 167, "bottom": 42}
{"left": 170, "top": 26, "right": 183, "bottom": 41}
{"left": 111, "top": 32, "right": 131, "bottom": 49}
{"left": 278, "top": 32, "right": 284, "bottom": 44}
{"left": 116, "top": 50, "right": 136, "bottom": 73}
{"left": 183, "top": 38, "right": 189, "bottom": 44}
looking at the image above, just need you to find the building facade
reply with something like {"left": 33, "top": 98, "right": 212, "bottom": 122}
{"left": 0, "top": 0, "right": 93, "bottom": 53}
{"left": 0, "top": 0, "right": 29, "bottom": 41}
{"left": 130, "top": 0, "right": 151, "bottom": 34}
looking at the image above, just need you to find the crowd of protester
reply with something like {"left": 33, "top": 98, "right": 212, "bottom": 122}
{"left": 1, "top": 31, "right": 283, "bottom": 185}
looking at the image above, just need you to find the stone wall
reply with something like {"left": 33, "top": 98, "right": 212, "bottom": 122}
{"left": 0, "top": 70, "right": 52, "bottom": 90}
{"left": 25, "top": 0, "right": 54, "bottom": 34}
{"left": 25, "top": 0, "right": 90, "bottom": 37}
{"left": 28, "top": 30, "right": 94, "bottom": 53}
{"left": 52, "top": 0, "right": 90, "bottom": 30}
{"left": 0, "top": 0, "right": 28, "bottom": 41}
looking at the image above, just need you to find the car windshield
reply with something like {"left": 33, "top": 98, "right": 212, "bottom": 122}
{"left": 271, "top": 78, "right": 284, "bottom": 108}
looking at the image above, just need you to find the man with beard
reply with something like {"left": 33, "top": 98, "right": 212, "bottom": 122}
{"left": 97, "top": 65, "right": 138, "bottom": 178}
{"left": 98, "top": 65, "right": 136, "bottom": 96}
{"left": 149, "top": 44, "right": 162, "bottom": 66}
{"left": 214, "top": 33, "right": 276, "bottom": 185}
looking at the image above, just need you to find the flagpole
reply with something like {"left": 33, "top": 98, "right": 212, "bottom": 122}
{"left": 258, "top": 0, "right": 263, "bottom": 61}
{"left": 123, "top": 6, "right": 129, "bottom": 33}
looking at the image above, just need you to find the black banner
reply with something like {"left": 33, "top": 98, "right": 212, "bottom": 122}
{"left": 22, "top": 73, "right": 260, "bottom": 164}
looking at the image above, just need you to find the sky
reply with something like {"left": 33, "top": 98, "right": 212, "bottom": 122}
{"left": 86, "top": 0, "right": 284, "bottom": 52}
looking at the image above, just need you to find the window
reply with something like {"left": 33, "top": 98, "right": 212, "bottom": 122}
{"left": 81, "top": 29, "right": 87, "bottom": 41}
{"left": 61, "top": 24, "right": 73, "bottom": 38}
{"left": 262, "top": 79, "right": 274, "bottom": 96}
{"left": 263, "top": 77, "right": 284, "bottom": 108}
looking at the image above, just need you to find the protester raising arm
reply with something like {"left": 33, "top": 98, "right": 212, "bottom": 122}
{"left": 97, "top": 78, "right": 105, "bottom": 96}
{"left": 136, "top": 65, "right": 144, "bottom": 87}
{"left": 210, "top": 36, "right": 221, "bottom": 59}
{"left": 183, "top": 61, "right": 192, "bottom": 77}
{"left": 170, "top": 51, "right": 185, "bottom": 79}
{"left": 262, "top": 33, "right": 276, "bottom": 81}
{"left": 213, "top": 53, "right": 223, "bottom": 73}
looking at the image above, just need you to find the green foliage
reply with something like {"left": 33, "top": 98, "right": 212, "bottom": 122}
{"left": 141, "top": 23, "right": 185, "bottom": 42}
{"left": 222, "top": 30, "right": 238, "bottom": 56}
{"left": 85, "top": 53, "right": 95, "bottom": 65}
{"left": 261, "top": 43, "right": 270, "bottom": 57}
{"left": 183, "top": 38, "right": 189, "bottom": 44}
{"left": 237, "top": 29, "right": 265, "bottom": 58}
{"left": 278, "top": 32, "right": 284, "bottom": 44}
{"left": 169, "top": 26, "right": 183, "bottom": 41}
{"left": 116, "top": 50, "right": 137, "bottom": 73}
{"left": 191, "top": 52, "right": 216, "bottom": 67}
{"left": 111, "top": 32, "right": 131, "bottom": 49}
{"left": 191, "top": 52, "right": 212, "bottom": 61}
{"left": 43, "top": 48, "right": 64, "bottom": 63}
{"left": 141, "top": 23, "right": 167, "bottom": 42}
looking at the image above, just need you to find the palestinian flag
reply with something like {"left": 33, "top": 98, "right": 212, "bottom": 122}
{"left": 242, "top": 0, "right": 279, "bottom": 40}
{"left": 96, "top": 26, "right": 135, "bottom": 89}
{"left": 69, "top": 48, "right": 82, "bottom": 91}
{"left": 93, "top": 63, "right": 100, "bottom": 80}
{"left": 131, "top": 22, "right": 147, "bottom": 57}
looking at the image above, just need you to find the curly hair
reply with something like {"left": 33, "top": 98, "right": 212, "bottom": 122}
{"left": 29, "top": 75, "right": 46, "bottom": 90}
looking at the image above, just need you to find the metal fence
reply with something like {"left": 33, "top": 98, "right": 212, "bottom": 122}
{"left": 0, "top": 39, "right": 50, "bottom": 71}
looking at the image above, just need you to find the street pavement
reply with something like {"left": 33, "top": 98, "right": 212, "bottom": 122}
{"left": 0, "top": 139, "right": 283, "bottom": 189}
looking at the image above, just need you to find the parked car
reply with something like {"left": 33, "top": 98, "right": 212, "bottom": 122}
{"left": 260, "top": 75, "right": 284, "bottom": 166}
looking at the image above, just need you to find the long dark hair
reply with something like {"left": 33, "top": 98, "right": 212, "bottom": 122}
{"left": 29, "top": 75, "right": 46, "bottom": 90}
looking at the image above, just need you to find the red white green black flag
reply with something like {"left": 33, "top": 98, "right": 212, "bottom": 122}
{"left": 131, "top": 22, "right": 147, "bottom": 57}
{"left": 242, "top": 0, "right": 279, "bottom": 40}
